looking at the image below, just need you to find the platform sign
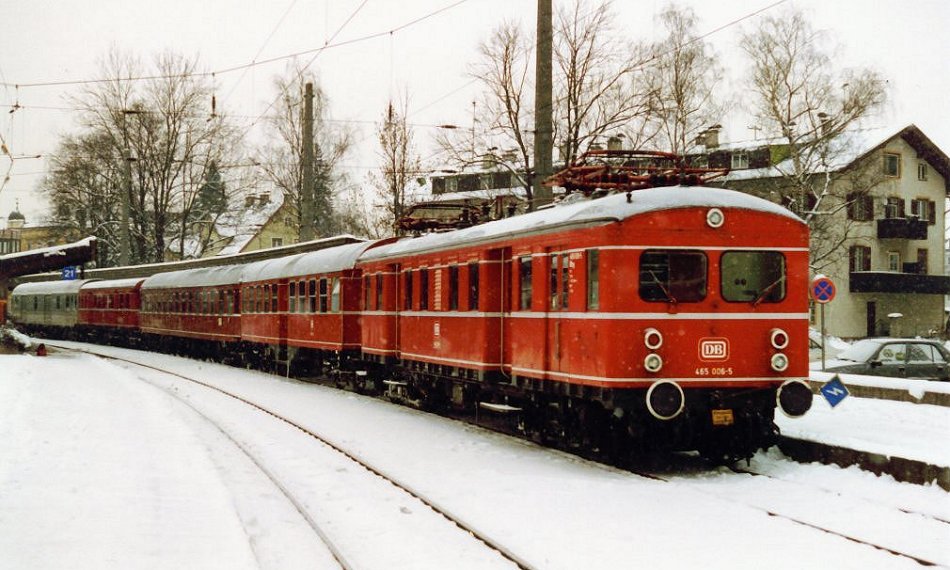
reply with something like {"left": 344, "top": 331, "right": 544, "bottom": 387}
{"left": 820, "top": 375, "right": 850, "bottom": 408}
{"left": 62, "top": 266, "right": 78, "bottom": 280}
{"left": 810, "top": 275, "right": 836, "bottom": 304}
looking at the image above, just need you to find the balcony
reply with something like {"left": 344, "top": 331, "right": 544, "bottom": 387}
{"left": 850, "top": 271, "right": 950, "bottom": 294}
{"left": 877, "top": 217, "right": 927, "bottom": 240}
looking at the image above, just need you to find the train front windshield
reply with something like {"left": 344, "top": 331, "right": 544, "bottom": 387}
{"left": 720, "top": 251, "right": 786, "bottom": 304}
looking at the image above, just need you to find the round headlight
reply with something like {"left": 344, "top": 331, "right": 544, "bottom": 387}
{"left": 770, "top": 328, "right": 789, "bottom": 350}
{"left": 770, "top": 352, "right": 789, "bottom": 372}
{"left": 644, "top": 352, "right": 664, "bottom": 373}
{"left": 706, "top": 208, "right": 725, "bottom": 228}
{"left": 644, "top": 327, "right": 663, "bottom": 350}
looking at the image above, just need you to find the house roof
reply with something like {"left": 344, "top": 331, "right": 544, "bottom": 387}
{"left": 717, "top": 125, "right": 950, "bottom": 193}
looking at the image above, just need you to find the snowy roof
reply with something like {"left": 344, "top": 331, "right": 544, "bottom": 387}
{"left": 364, "top": 185, "right": 803, "bottom": 261}
{"left": 11, "top": 279, "right": 96, "bottom": 296}
{"left": 421, "top": 187, "right": 527, "bottom": 204}
{"left": 241, "top": 240, "right": 376, "bottom": 283}
{"left": 141, "top": 264, "right": 247, "bottom": 290}
{"left": 0, "top": 237, "right": 96, "bottom": 262}
{"left": 82, "top": 278, "right": 146, "bottom": 291}
{"left": 214, "top": 190, "right": 286, "bottom": 257}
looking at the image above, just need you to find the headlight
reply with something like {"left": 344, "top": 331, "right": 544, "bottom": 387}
{"left": 644, "top": 327, "right": 663, "bottom": 350}
{"left": 644, "top": 352, "right": 664, "bottom": 373}
{"left": 706, "top": 208, "right": 725, "bottom": 228}
{"left": 770, "top": 352, "right": 789, "bottom": 372}
{"left": 770, "top": 328, "right": 789, "bottom": 350}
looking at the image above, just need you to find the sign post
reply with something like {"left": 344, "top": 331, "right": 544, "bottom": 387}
{"left": 810, "top": 275, "right": 836, "bottom": 370}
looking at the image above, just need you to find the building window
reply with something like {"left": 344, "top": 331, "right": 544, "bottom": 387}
{"left": 884, "top": 196, "right": 905, "bottom": 219}
{"left": 849, "top": 245, "right": 871, "bottom": 272}
{"left": 731, "top": 152, "right": 749, "bottom": 170}
{"left": 846, "top": 192, "right": 874, "bottom": 221}
{"left": 911, "top": 198, "right": 936, "bottom": 225}
{"left": 271, "top": 237, "right": 283, "bottom": 248}
{"left": 887, "top": 251, "right": 901, "bottom": 272}
{"left": 883, "top": 152, "right": 901, "bottom": 177}
{"left": 918, "top": 162, "right": 929, "bottom": 181}
{"left": 587, "top": 249, "right": 599, "bottom": 310}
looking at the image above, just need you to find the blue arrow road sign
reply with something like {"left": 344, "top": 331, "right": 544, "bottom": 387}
{"left": 820, "top": 375, "right": 849, "bottom": 408}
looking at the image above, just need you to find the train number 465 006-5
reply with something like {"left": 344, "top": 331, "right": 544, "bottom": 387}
{"left": 694, "top": 367, "right": 734, "bottom": 376}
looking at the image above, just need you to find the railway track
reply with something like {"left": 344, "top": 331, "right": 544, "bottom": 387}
{"left": 39, "top": 340, "right": 947, "bottom": 568}
{"left": 631, "top": 461, "right": 950, "bottom": 567}
{"left": 56, "top": 344, "right": 532, "bottom": 570}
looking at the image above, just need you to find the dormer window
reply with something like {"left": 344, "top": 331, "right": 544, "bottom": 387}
{"left": 918, "top": 162, "right": 929, "bottom": 181}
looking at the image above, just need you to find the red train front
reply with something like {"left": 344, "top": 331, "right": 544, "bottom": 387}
{"left": 360, "top": 185, "right": 813, "bottom": 460}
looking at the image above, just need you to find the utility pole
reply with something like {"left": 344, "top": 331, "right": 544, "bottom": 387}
{"left": 533, "top": 0, "right": 554, "bottom": 208}
{"left": 300, "top": 82, "right": 315, "bottom": 242}
{"left": 120, "top": 147, "right": 133, "bottom": 266}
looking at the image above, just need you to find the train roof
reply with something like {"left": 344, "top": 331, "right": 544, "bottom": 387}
{"left": 82, "top": 277, "right": 146, "bottom": 291}
{"left": 11, "top": 279, "right": 96, "bottom": 296}
{"left": 141, "top": 264, "right": 246, "bottom": 290}
{"left": 362, "top": 185, "right": 804, "bottom": 260}
{"left": 241, "top": 240, "right": 378, "bottom": 283}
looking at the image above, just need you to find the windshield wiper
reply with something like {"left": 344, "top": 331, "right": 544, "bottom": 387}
{"left": 649, "top": 270, "right": 677, "bottom": 304}
{"left": 751, "top": 276, "right": 785, "bottom": 307}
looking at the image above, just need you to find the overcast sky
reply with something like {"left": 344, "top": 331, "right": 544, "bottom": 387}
{"left": 2, "top": 0, "right": 948, "bottom": 223}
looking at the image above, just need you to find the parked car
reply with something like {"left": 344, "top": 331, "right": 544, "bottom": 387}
{"left": 822, "top": 338, "right": 950, "bottom": 381}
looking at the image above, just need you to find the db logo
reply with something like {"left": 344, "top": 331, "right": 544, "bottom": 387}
{"left": 699, "top": 338, "right": 729, "bottom": 361}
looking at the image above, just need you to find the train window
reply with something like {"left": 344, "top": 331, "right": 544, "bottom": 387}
{"left": 448, "top": 265, "right": 459, "bottom": 311}
{"left": 364, "top": 276, "right": 371, "bottom": 310}
{"left": 639, "top": 250, "right": 707, "bottom": 303}
{"left": 375, "top": 273, "right": 383, "bottom": 311}
{"left": 549, "top": 254, "right": 569, "bottom": 310}
{"left": 271, "top": 284, "right": 279, "bottom": 313}
{"left": 309, "top": 279, "right": 317, "bottom": 313}
{"left": 298, "top": 280, "right": 306, "bottom": 313}
{"left": 587, "top": 249, "right": 600, "bottom": 310}
{"left": 721, "top": 251, "right": 786, "bottom": 304}
{"left": 420, "top": 270, "right": 430, "bottom": 310}
{"left": 468, "top": 262, "right": 479, "bottom": 311}
{"left": 404, "top": 270, "right": 413, "bottom": 310}
{"left": 331, "top": 278, "right": 341, "bottom": 312}
{"left": 320, "top": 278, "right": 329, "bottom": 313}
{"left": 289, "top": 281, "right": 297, "bottom": 313}
{"left": 519, "top": 257, "right": 532, "bottom": 310}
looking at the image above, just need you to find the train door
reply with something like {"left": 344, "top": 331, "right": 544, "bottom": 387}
{"left": 546, "top": 248, "right": 570, "bottom": 374}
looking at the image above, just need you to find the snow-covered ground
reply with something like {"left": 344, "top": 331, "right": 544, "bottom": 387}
{"left": 1, "top": 342, "right": 947, "bottom": 569}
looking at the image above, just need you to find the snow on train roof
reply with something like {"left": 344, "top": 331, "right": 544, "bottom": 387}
{"left": 11, "top": 279, "right": 95, "bottom": 296}
{"left": 141, "top": 264, "right": 247, "bottom": 290}
{"left": 240, "top": 240, "right": 376, "bottom": 283}
{"left": 82, "top": 277, "right": 146, "bottom": 291}
{"left": 363, "top": 185, "right": 803, "bottom": 260}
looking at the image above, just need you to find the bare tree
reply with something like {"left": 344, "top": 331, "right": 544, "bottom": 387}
{"left": 646, "top": 4, "right": 723, "bottom": 156}
{"left": 257, "top": 63, "right": 354, "bottom": 239}
{"left": 740, "top": 7, "right": 887, "bottom": 272}
{"left": 369, "top": 95, "right": 424, "bottom": 236}
{"left": 46, "top": 49, "right": 243, "bottom": 265}
{"left": 440, "top": 1, "right": 658, "bottom": 210}
{"left": 554, "top": 0, "right": 656, "bottom": 164}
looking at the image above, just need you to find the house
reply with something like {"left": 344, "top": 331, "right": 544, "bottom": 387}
{"left": 165, "top": 189, "right": 298, "bottom": 260}
{"left": 696, "top": 124, "right": 950, "bottom": 339}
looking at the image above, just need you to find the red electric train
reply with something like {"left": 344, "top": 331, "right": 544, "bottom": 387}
{"left": 8, "top": 184, "right": 813, "bottom": 461}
